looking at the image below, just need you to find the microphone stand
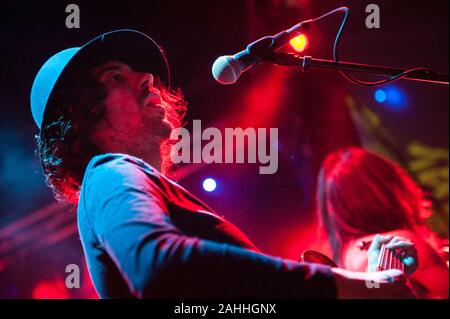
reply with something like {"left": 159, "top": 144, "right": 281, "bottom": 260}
{"left": 265, "top": 53, "right": 449, "bottom": 86}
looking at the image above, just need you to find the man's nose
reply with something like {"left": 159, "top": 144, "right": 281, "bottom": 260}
{"left": 136, "top": 72, "right": 154, "bottom": 91}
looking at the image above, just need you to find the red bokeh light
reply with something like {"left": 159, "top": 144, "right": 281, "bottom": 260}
{"left": 32, "top": 278, "right": 69, "bottom": 299}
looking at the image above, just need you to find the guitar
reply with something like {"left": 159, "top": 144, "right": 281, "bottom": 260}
{"left": 374, "top": 243, "right": 405, "bottom": 272}
{"left": 301, "top": 242, "right": 405, "bottom": 272}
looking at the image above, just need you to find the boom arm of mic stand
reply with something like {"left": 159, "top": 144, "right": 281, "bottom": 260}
{"left": 265, "top": 53, "right": 449, "bottom": 86}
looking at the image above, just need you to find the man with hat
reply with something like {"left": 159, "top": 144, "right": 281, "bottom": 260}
{"left": 30, "top": 29, "right": 415, "bottom": 298}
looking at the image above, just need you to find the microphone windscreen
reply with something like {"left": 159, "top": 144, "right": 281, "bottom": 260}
{"left": 211, "top": 55, "right": 242, "bottom": 85}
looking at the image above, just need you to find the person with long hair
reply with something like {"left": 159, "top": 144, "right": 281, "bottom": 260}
{"left": 317, "top": 147, "right": 449, "bottom": 298}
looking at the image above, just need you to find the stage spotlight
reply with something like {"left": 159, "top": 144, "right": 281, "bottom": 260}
{"left": 289, "top": 34, "right": 308, "bottom": 52}
{"left": 385, "top": 86, "right": 406, "bottom": 107}
{"left": 202, "top": 178, "right": 217, "bottom": 192}
{"left": 374, "top": 86, "right": 407, "bottom": 109}
{"left": 374, "top": 89, "right": 387, "bottom": 103}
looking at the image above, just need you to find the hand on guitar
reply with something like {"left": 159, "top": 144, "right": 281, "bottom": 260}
{"left": 301, "top": 234, "right": 420, "bottom": 298}
{"left": 331, "top": 267, "right": 415, "bottom": 299}
{"left": 367, "top": 234, "right": 419, "bottom": 276}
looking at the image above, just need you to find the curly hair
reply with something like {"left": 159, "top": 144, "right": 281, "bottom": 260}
{"left": 36, "top": 66, "right": 186, "bottom": 204}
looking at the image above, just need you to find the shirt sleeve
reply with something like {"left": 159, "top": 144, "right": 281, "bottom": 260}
{"left": 82, "top": 154, "right": 337, "bottom": 298}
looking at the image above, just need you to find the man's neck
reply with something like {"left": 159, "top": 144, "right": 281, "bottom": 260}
{"left": 118, "top": 144, "right": 162, "bottom": 171}
{"left": 137, "top": 147, "right": 162, "bottom": 171}
{"left": 93, "top": 136, "right": 163, "bottom": 171}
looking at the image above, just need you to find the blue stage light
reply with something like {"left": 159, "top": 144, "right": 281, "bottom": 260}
{"left": 374, "top": 89, "right": 387, "bottom": 103}
{"left": 374, "top": 86, "right": 407, "bottom": 109}
{"left": 202, "top": 178, "right": 217, "bottom": 192}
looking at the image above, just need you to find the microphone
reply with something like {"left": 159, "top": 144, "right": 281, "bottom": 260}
{"left": 212, "top": 19, "right": 312, "bottom": 85}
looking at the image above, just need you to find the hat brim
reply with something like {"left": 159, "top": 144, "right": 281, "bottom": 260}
{"left": 42, "top": 29, "right": 170, "bottom": 129}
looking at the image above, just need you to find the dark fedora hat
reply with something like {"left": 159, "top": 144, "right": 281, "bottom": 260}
{"left": 30, "top": 29, "right": 170, "bottom": 130}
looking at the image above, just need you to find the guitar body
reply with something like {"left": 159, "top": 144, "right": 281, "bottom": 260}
{"left": 300, "top": 250, "right": 339, "bottom": 267}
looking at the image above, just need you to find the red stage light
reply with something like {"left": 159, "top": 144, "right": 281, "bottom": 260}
{"left": 32, "top": 278, "right": 69, "bottom": 299}
{"left": 289, "top": 34, "right": 308, "bottom": 52}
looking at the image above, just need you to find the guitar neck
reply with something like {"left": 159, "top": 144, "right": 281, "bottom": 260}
{"left": 375, "top": 244, "right": 404, "bottom": 272}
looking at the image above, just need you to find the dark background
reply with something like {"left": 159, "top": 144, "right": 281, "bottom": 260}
{"left": 0, "top": 0, "right": 448, "bottom": 298}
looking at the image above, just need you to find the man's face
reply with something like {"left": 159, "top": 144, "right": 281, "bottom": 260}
{"left": 92, "top": 60, "right": 171, "bottom": 146}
